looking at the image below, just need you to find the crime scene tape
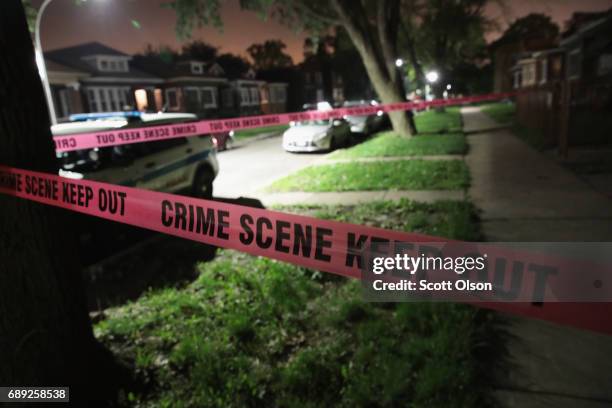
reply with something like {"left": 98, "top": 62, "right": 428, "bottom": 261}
{"left": 53, "top": 92, "right": 516, "bottom": 152}
{"left": 1, "top": 165, "right": 611, "bottom": 335}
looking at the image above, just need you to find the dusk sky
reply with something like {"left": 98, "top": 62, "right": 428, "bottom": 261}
{"left": 37, "top": 0, "right": 612, "bottom": 63}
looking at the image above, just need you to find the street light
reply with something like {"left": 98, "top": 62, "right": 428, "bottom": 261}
{"left": 426, "top": 71, "right": 439, "bottom": 83}
{"left": 35, "top": 0, "right": 58, "bottom": 125}
{"left": 395, "top": 58, "right": 404, "bottom": 67}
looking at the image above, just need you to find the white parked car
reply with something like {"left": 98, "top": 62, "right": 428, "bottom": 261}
{"left": 53, "top": 111, "right": 219, "bottom": 199}
{"left": 282, "top": 118, "right": 351, "bottom": 152}
{"left": 282, "top": 102, "right": 351, "bottom": 152}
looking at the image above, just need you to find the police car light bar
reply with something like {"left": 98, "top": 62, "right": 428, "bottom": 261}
{"left": 69, "top": 111, "right": 142, "bottom": 122}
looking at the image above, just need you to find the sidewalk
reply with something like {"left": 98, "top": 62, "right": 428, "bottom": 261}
{"left": 462, "top": 106, "right": 612, "bottom": 407}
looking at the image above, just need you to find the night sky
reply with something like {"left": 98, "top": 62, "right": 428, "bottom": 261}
{"left": 37, "top": 0, "right": 612, "bottom": 63}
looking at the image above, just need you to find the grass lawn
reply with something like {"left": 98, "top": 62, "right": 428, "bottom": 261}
{"left": 96, "top": 200, "right": 502, "bottom": 407}
{"left": 267, "top": 160, "right": 470, "bottom": 192}
{"left": 330, "top": 132, "right": 467, "bottom": 159}
{"left": 234, "top": 124, "right": 289, "bottom": 139}
{"left": 480, "top": 102, "right": 516, "bottom": 124}
{"left": 414, "top": 106, "right": 463, "bottom": 134}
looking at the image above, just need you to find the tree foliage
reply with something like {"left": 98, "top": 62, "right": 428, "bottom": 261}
{"left": 247, "top": 39, "right": 293, "bottom": 69}
{"left": 501, "top": 13, "right": 559, "bottom": 42}
{"left": 181, "top": 40, "right": 219, "bottom": 62}
{"left": 216, "top": 52, "right": 252, "bottom": 78}
{"left": 167, "top": 0, "right": 498, "bottom": 135}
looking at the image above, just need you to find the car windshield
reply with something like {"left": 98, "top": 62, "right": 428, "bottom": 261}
{"left": 295, "top": 119, "right": 330, "bottom": 126}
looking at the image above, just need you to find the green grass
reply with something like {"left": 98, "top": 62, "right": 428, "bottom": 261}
{"left": 414, "top": 106, "right": 463, "bottom": 134}
{"left": 480, "top": 102, "right": 516, "bottom": 125}
{"left": 267, "top": 160, "right": 470, "bottom": 192}
{"left": 96, "top": 200, "right": 501, "bottom": 407}
{"left": 328, "top": 107, "right": 465, "bottom": 160}
{"left": 277, "top": 199, "right": 482, "bottom": 242}
{"left": 330, "top": 132, "right": 467, "bottom": 159}
{"left": 234, "top": 124, "right": 289, "bottom": 139}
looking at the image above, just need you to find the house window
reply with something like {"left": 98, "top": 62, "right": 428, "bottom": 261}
{"left": 201, "top": 87, "right": 217, "bottom": 108}
{"left": 513, "top": 71, "right": 521, "bottom": 89}
{"left": 240, "top": 88, "right": 250, "bottom": 106}
{"left": 183, "top": 87, "right": 217, "bottom": 110}
{"left": 540, "top": 60, "right": 548, "bottom": 84}
{"left": 271, "top": 87, "right": 286, "bottom": 103}
{"left": 87, "top": 89, "right": 98, "bottom": 112}
{"left": 98, "top": 89, "right": 108, "bottom": 111}
{"left": 96, "top": 57, "right": 130, "bottom": 73}
{"left": 184, "top": 88, "right": 200, "bottom": 111}
{"left": 222, "top": 88, "right": 233, "bottom": 108}
{"left": 522, "top": 63, "right": 536, "bottom": 86}
{"left": 567, "top": 49, "right": 581, "bottom": 80}
{"left": 597, "top": 54, "right": 612, "bottom": 76}
{"left": 165, "top": 88, "right": 179, "bottom": 110}
{"left": 191, "top": 62, "right": 204, "bottom": 75}
{"left": 249, "top": 88, "right": 260, "bottom": 104}
{"left": 85, "top": 87, "right": 131, "bottom": 112}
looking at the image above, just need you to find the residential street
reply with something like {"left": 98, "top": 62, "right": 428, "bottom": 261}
{"left": 213, "top": 134, "right": 324, "bottom": 200}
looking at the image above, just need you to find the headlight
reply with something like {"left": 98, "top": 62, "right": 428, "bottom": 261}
{"left": 59, "top": 169, "right": 84, "bottom": 180}
{"left": 88, "top": 149, "right": 99, "bottom": 161}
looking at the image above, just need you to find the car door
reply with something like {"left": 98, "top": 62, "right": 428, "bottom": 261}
{"left": 131, "top": 138, "right": 192, "bottom": 192}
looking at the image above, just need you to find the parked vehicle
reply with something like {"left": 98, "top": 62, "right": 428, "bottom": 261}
{"left": 282, "top": 102, "right": 352, "bottom": 152}
{"left": 211, "top": 131, "right": 235, "bottom": 151}
{"left": 343, "top": 100, "right": 389, "bottom": 134}
{"left": 53, "top": 111, "right": 219, "bottom": 199}
{"left": 282, "top": 118, "right": 351, "bottom": 152}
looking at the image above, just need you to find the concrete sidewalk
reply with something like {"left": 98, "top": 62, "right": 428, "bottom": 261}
{"left": 462, "top": 106, "right": 612, "bottom": 407}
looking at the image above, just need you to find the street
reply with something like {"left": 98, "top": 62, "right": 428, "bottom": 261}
{"left": 213, "top": 134, "right": 325, "bottom": 199}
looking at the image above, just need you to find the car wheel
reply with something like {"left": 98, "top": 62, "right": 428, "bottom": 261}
{"left": 329, "top": 136, "right": 338, "bottom": 151}
{"left": 192, "top": 167, "right": 214, "bottom": 199}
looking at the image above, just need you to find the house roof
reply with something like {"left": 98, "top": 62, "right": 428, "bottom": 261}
{"left": 131, "top": 55, "right": 226, "bottom": 81}
{"left": 561, "top": 9, "right": 612, "bottom": 47}
{"left": 45, "top": 41, "right": 161, "bottom": 81}
{"left": 45, "top": 59, "right": 87, "bottom": 74}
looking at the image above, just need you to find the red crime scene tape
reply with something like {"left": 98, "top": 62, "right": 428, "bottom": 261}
{"left": 1, "top": 165, "right": 611, "bottom": 335}
{"left": 53, "top": 92, "right": 516, "bottom": 152}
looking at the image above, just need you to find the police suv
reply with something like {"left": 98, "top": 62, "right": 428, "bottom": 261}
{"left": 53, "top": 111, "right": 219, "bottom": 199}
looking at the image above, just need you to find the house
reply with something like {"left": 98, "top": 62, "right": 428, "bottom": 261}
{"left": 511, "top": 48, "right": 565, "bottom": 89}
{"left": 45, "top": 42, "right": 165, "bottom": 117}
{"left": 510, "top": 9, "right": 612, "bottom": 153}
{"left": 559, "top": 9, "right": 612, "bottom": 147}
{"left": 300, "top": 51, "right": 344, "bottom": 105}
{"left": 46, "top": 60, "right": 90, "bottom": 117}
{"left": 132, "top": 56, "right": 229, "bottom": 118}
{"left": 490, "top": 33, "right": 558, "bottom": 93}
{"left": 260, "top": 82, "right": 289, "bottom": 114}
{"left": 44, "top": 41, "right": 290, "bottom": 121}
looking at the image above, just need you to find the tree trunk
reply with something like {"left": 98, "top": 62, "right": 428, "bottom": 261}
{"left": 331, "top": 0, "right": 416, "bottom": 137}
{"left": 0, "top": 1, "right": 124, "bottom": 403}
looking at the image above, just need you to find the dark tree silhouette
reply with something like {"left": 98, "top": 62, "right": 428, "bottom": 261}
{"left": 0, "top": 1, "right": 125, "bottom": 403}
{"left": 247, "top": 39, "right": 294, "bottom": 70}
{"left": 181, "top": 40, "right": 219, "bottom": 62}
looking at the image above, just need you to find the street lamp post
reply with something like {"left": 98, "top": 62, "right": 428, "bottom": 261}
{"left": 35, "top": 0, "right": 58, "bottom": 125}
